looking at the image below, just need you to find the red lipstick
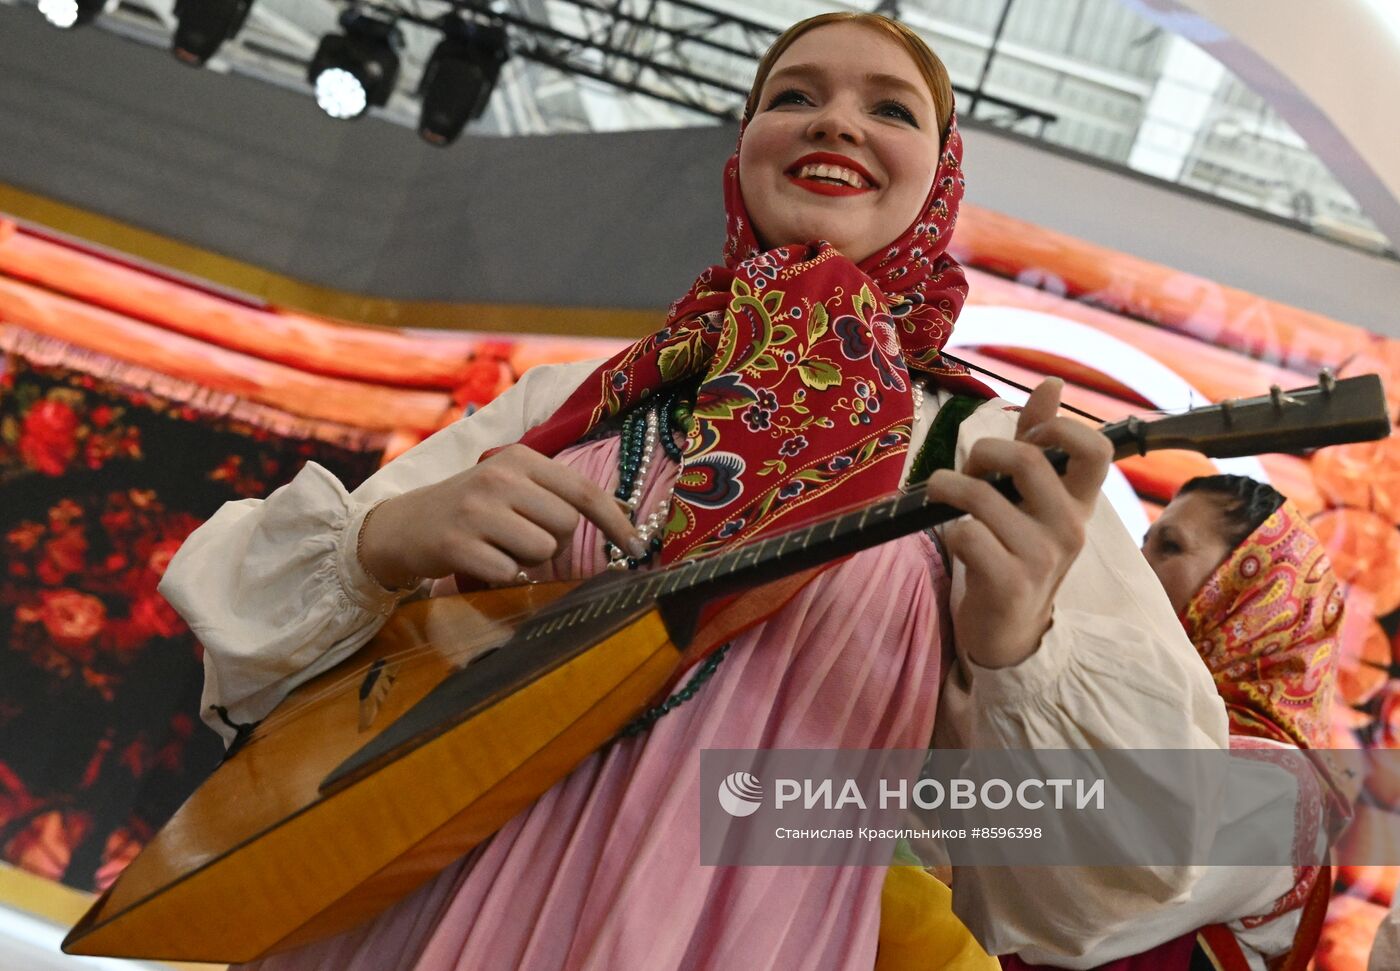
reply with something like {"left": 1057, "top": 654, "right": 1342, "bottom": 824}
{"left": 785, "top": 152, "right": 877, "bottom": 196}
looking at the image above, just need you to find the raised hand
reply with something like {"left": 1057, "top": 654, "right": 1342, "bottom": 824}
{"left": 359, "top": 445, "right": 646, "bottom": 590}
{"left": 925, "top": 379, "right": 1113, "bottom": 669}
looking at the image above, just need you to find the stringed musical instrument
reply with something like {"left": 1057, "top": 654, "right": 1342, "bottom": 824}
{"left": 63, "top": 374, "right": 1391, "bottom": 962}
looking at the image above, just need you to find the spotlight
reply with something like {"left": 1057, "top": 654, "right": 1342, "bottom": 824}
{"left": 307, "top": 12, "right": 401, "bottom": 121}
{"left": 418, "top": 20, "right": 510, "bottom": 146}
{"left": 38, "top": 0, "right": 107, "bottom": 29}
{"left": 172, "top": 0, "right": 255, "bottom": 66}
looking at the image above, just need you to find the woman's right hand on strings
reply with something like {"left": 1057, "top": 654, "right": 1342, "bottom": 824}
{"left": 358, "top": 445, "right": 648, "bottom": 589}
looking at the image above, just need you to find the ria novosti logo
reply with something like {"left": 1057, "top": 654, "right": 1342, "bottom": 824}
{"left": 717, "top": 771, "right": 763, "bottom": 817}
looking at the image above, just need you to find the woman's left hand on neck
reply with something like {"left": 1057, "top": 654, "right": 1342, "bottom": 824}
{"left": 925, "top": 379, "right": 1113, "bottom": 669}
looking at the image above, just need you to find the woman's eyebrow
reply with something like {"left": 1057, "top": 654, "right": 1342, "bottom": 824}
{"left": 865, "top": 72, "right": 927, "bottom": 102}
{"left": 766, "top": 63, "right": 822, "bottom": 87}
{"left": 763, "top": 64, "right": 931, "bottom": 107}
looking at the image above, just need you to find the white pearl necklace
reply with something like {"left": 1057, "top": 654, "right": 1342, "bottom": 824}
{"left": 606, "top": 405, "right": 675, "bottom": 571}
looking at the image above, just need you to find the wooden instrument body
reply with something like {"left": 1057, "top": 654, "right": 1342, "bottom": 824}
{"left": 63, "top": 580, "right": 683, "bottom": 962}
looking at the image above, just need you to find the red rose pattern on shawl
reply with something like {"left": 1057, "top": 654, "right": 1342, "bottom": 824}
{"left": 9, "top": 389, "right": 142, "bottom": 477}
{"left": 1, "top": 355, "right": 382, "bottom": 891}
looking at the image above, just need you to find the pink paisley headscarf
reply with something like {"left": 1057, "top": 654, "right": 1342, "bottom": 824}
{"left": 1182, "top": 500, "right": 1343, "bottom": 748}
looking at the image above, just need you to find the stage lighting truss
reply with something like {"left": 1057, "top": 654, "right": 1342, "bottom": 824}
{"left": 29, "top": 0, "right": 1055, "bottom": 140}
{"left": 172, "top": 0, "right": 255, "bottom": 66}
{"left": 397, "top": 0, "right": 776, "bottom": 123}
{"left": 38, "top": 0, "right": 109, "bottom": 30}
{"left": 308, "top": 10, "right": 402, "bottom": 120}
{"left": 418, "top": 19, "right": 509, "bottom": 145}
{"left": 349, "top": 0, "right": 1057, "bottom": 127}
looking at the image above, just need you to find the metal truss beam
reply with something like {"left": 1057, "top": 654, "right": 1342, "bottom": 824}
{"left": 353, "top": 0, "right": 1055, "bottom": 126}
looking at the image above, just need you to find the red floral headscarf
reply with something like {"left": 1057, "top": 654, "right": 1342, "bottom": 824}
{"left": 517, "top": 113, "right": 989, "bottom": 562}
{"left": 1182, "top": 501, "right": 1343, "bottom": 748}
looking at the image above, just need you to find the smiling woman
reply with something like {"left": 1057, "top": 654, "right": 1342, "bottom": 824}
{"left": 153, "top": 12, "right": 1254, "bottom": 971}
{"left": 738, "top": 17, "right": 951, "bottom": 265}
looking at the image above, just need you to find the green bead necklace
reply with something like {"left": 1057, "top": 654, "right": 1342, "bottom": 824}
{"left": 606, "top": 387, "right": 731, "bottom": 737}
{"left": 603, "top": 387, "right": 688, "bottom": 571}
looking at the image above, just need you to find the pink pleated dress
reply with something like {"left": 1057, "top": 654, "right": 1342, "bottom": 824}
{"left": 242, "top": 430, "right": 951, "bottom": 971}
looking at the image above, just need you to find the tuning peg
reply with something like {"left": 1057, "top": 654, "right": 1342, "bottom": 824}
{"left": 1125, "top": 415, "right": 1147, "bottom": 455}
{"left": 1318, "top": 369, "right": 1336, "bottom": 396}
{"left": 1269, "top": 385, "right": 1302, "bottom": 411}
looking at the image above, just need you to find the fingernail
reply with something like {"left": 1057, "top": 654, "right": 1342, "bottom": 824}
{"left": 614, "top": 497, "right": 633, "bottom": 516}
{"left": 628, "top": 536, "right": 648, "bottom": 558}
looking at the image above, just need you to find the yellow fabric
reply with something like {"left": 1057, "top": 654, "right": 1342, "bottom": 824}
{"left": 876, "top": 866, "right": 1000, "bottom": 971}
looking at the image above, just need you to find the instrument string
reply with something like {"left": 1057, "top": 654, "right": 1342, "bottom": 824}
{"left": 244, "top": 399, "right": 1207, "bottom": 741}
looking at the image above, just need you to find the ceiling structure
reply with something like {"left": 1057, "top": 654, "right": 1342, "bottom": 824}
{"left": 1127, "top": 0, "right": 1400, "bottom": 260}
{"left": 4, "top": 0, "right": 1394, "bottom": 256}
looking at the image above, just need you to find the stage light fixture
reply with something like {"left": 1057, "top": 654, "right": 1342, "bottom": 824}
{"left": 418, "top": 20, "right": 510, "bottom": 146}
{"left": 307, "top": 12, "right": 401, "bottom": 121}
{"left": 38, "top": 0, "right": 107, "bottom": 29}
{"left": 172, "top": 0, "right": 255, "bottom": 66}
